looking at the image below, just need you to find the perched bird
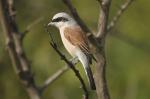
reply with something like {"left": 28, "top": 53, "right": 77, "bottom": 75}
{"left": 48, "top": 12, "right": 96, "bottom": 90}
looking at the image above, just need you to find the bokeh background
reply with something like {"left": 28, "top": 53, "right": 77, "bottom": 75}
{"left": 0, "top": 0, "right": 150, "bottom": 99}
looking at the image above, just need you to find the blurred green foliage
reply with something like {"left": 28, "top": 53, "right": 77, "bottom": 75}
{"left": 0, "top": 0, "right": 150, "bottom": 99}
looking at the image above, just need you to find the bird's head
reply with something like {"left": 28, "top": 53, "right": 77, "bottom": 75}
{"left": 48, "top": 12, "right": 76, "bottom": 29}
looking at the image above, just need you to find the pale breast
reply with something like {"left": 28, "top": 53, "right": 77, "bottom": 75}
{"left": 60, "top": 29, "right": 77, "bottom": 57}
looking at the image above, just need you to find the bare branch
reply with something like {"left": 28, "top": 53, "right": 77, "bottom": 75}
{"left": 41, "top": 66, "right": 69, "bottom": 91}
{"left": 107, "top": 0, "right": 134, "bottom": 32}
{"left": 96, "top": 0, "right": 111, "bottom": 39}
{"left": 0, "top": 0, "right": 41, "bottom": 99}
{"left": 95, "top": 0, "right": 111, "bottom": 99}
{"left": 50, "top": 41, "right": 89, "bottom": 99}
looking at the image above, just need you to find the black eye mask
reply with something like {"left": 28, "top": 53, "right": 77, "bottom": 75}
{"left": 52, "top": 17, "right": 69, "bottom": 22}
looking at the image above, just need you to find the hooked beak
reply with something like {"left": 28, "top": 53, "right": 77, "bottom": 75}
{"left": 47, "top": 22, "right": 54, "bottom": 26}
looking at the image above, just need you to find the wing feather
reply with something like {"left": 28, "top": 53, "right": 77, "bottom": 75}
{"left": 64, "top": 26, "right": 90, "bottom": 55}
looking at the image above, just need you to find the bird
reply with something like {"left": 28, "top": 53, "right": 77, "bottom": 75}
{"left": 48, "top": 12, "right": 96, "bottom": 90}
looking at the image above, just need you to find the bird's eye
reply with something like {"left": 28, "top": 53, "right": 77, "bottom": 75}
{"left": 52, "top": 17, "right": 68, "bottom": 22}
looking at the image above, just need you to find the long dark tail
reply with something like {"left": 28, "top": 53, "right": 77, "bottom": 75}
{"left": 85, "top": 67, "right": 96, "bottom": 90}
{"left": 77, "top": 52, "right": 96, "bottom": 90}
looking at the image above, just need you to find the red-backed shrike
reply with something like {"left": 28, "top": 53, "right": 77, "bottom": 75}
{"left": 48, "top": 12, "right": 96, "bottom": 90}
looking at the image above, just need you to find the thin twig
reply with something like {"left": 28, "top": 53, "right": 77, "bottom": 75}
{"left": 41, "top": 65, "right": 69, "bottom": 91}
{"left": 41, "top": 57, "right": 79, "bottom": 91}
{"left": 50, "top": 42, "right": 89, "bottom": 99}
{"left": 96, "top": 0, "right": 111, "bottom": 39}
{"left": 107, "top": 0, "right": 134, "bottom": 32}
{"left": 45, "top": 27, "right": 89, "bottom": 99}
